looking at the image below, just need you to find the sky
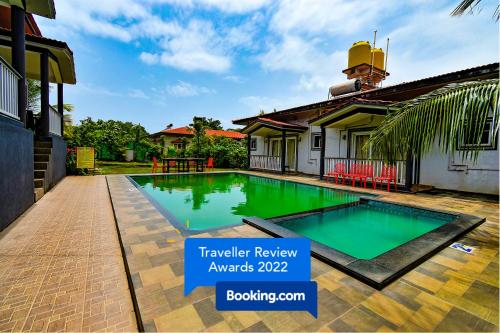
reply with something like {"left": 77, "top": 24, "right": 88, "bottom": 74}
{"left": 37, "top": 0, "right": 499, "bottom": 133}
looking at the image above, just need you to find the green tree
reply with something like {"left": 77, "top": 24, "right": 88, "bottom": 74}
{"left": 27, "top": 79, "right": 40, "bottom": 112}
{"left": 365, "top": 79, "right": 499, "bottom": 163}
{"left": 65, "top": 118, "right": 161, "bottom": 161}
{"left": 188, "top": 116, "right": 208, "bottom": 157}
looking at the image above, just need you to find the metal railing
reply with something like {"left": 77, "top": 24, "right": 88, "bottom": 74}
{"left": 49, "top": 107, "right": 62, "bottom": 136}
{"left": 0, "top": 56, "right": 20, "bottom": 120}
{"left": 250, "top": 155, "right": 281, "bottom": 172}
{"left": 324, "top": 157, "right": 407, "bottom": 185}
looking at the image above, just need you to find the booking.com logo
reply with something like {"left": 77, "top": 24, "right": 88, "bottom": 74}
{"left": 226, "top": 289, "right": 306, "bottom": 304}
{"left": 216, "top": 281, "right": 317, "bottom": 317}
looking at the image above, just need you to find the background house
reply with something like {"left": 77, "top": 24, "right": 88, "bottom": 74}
{"left": 151, "top": 126, "right": 246, "bottom": 152}
{"left": 233, "top": 41, "right": 498, "bottom": 195}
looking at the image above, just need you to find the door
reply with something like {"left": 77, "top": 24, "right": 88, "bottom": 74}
{"left": 269, "top": 138, "right": 297, "bottom": 171}
{"left": 350, "top": 132, "right": 381, "bottom": 159}
{"left": 353, "top": 134, "right": 370, "bottom": 159}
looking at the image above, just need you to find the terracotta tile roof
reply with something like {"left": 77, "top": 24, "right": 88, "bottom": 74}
{"left": 205, "top": 129, "right": 246, "bottom": 139}
{"left": 159, "top": 126, "right": 246, "bottom": 139}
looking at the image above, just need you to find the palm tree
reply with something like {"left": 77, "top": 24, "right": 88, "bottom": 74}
{"left": 52, "top": 103, "right": 74, "bottom": 126}
{"left": 365, "top": 79, "right": 499, "bottom": 163}
{"left": 451, "top": 0, "right": 500, "bottom": 20}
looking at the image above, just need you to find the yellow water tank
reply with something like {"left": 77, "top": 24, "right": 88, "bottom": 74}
{"left": 371, "top": 48, "right": 385, "bottom": 70}
{"left": 348, "top": 41, "right": 371, "bottom": 68}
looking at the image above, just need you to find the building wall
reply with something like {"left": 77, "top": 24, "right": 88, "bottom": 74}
{"left": 250, "top": 136, "right": 266, "bottom": 155}
{"left": 0, "top": 117, "right": 34, "bottom": 230}
{"left": 46, "top": 134, "right": 67, "bottom": 190}
{"left": 419, "top": 140, "right": 499, "bottom": 195}
{"left": 297, "top": 127, "right": 320, "bottom": 175}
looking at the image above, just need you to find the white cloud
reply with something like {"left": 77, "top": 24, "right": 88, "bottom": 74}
{"left": 270, "top": 0, "right": 401, "bottom": 36}
{"left": 166, "top": 81, "right": 216, "bottom": 97}
{"left": 146, "top": 0, "right": 271, "bottom": 14}
{"left": 139, "top": 52, "right": 160, "bottom": 65}
{"left": 259, "top": 34, "right": 346, "bottom": 91}
{"left": 224, "top": 75, "right": 245, "bottom": 83}
{"left": 128, "top": 89, "right": 149, "bottom": 99}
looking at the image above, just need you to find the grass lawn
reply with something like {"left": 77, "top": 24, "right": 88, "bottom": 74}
{"left": 96, "top": 161, "right": 233, "bottom": 175}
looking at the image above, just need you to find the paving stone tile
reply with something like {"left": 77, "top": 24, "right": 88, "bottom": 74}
{"left": 105, "top": 173, "right": 499, "bottom": 332}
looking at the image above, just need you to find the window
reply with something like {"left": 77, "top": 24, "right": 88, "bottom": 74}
{"left": 459, "top": 119, "right": 496, "bottom": 150}
{"left": 311, "top": 133, "right": 321, "bottom": 150}
{"left": 173, "top": 143, "right": 184, "bottom": 150}
{"left": 250, "top": 138, "right": 257, "bottom": 151}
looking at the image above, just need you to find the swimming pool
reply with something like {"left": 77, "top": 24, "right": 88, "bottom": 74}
{"left": 130, "top": 172, "right": 362, "bottom": 232}
{"left": 277, "top": 200, "right": 454, "bottom": 260}
{"left": 245, "top": 198, "right": 485, "bottom": 289}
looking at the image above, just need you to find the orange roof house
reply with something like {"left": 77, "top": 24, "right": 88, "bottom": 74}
{"left": 153, "top": 126, "right": 246, "bottom": 139}
{"left": 151, "top": 126, "right": 246, "bottom": 150}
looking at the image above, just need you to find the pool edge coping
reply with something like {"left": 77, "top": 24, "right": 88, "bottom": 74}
{"left": 126, "top": 171, "right": 374, "bottom": 235}
{"left": 243, "top": 198, "right": 485, "bottom": 290}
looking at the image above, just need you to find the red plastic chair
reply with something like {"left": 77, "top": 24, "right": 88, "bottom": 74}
{"left": 325, "top": 162, "right": 345, "bottom": 184}
{"left": 205, "top": 157, "right": 214, "bottom": 170}
{"left": 152, "top": 157, "right": 159, "bottom": 173}
{"left": 375, "top": 165, "right": 398, "bottom": 192}
{"left": 360, "top": 164, "right": 375, "bottom": 189}
{"left": 344, "top": 163, "right": 365, "bottom": 187}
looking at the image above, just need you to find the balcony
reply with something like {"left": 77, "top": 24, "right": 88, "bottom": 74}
{"left": 49, "top": 106, "right": 62, "bottom": 136}
{"left": 249, "top": 155, "right": 282, "bottom": 172}
{"left": 0, "top": 56, "right": 20, "bottom": 120}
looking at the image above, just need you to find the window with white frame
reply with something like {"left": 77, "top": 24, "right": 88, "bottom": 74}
{"left": 459, "top": 118, "right": 497, "bottom": 150}
{"left": 250, "top": 138, "right": 257, "bottom": 151}
{"left": 311, "top": 133, "right": 321, "bottom": 150}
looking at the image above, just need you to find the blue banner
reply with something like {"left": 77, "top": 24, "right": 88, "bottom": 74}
{"left": 216, "top": 281, "right": 318, "bottom": 318}
{"left": 184, "top": 238, "right": 311, "bottom": 295}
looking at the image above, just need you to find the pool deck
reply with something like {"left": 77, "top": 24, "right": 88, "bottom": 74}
{"left": 0, "top": 176, "right": 137, "bottom": 332}
{"left": 106, "top": 171, "right": 498, "bottom": 332}
{"left": 0, "top": 173, "right": 497, "bottom": 332}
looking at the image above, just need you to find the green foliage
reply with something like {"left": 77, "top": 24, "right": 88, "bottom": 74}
{"left": 166, "top": 146, "right": 177, "bottom": 157}
{"left": 185, "top": 136, "right": 247, "bottom": 168}
{"left": 195, "top": 116, "right": 223, "bottom": 130}
{"left": 188, "top": 116, "right": 209, "bottom": 157}
{"left": 27, "top": 79, "right": 41, "bottom": 112}
{"left": 366, "top": 79, "right": 499, "bottom": 163}
{"left": 64, "top": 117, "right": 161, "bottom": 162}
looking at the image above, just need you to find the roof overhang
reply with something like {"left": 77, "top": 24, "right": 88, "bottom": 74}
{"left": 0, "top": 0, "right": 56, "bottom": 19}
{"left": 310, "top": 104, "right": 395, "bottom": 127}
{"left": 0, "top": 30, "right": 76, "bottom": 84}
{"left": 242, "top": 118, "right": 307, "bottom": 136}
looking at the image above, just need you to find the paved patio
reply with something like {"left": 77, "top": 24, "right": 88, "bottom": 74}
{"left": 107, "top": 172, "right": 499, "bottom": 332}
{"left": 0, "top": 176, "right": 137, "bottom": 332}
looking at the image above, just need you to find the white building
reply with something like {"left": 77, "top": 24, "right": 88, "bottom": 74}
{"left": 233, "top": 63, "right": 499, "bottom": 195}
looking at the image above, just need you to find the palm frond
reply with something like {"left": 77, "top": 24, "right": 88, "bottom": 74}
{"left": 365, "top": 79, "right": 499, "bottom": 163}
{"left": 451, "top": 0, "right": 500, "bottom": 20}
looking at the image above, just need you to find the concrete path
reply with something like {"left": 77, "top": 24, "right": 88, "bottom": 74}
{"left": 0, "top": 176, "right": 137, "bottom": 332}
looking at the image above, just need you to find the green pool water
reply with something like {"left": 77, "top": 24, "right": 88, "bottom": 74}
{"left": 131, "top": 173, "right": 361, "bottom": 231}
{"left": 278, "top": 202, "right": 454, "bottom": 259}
